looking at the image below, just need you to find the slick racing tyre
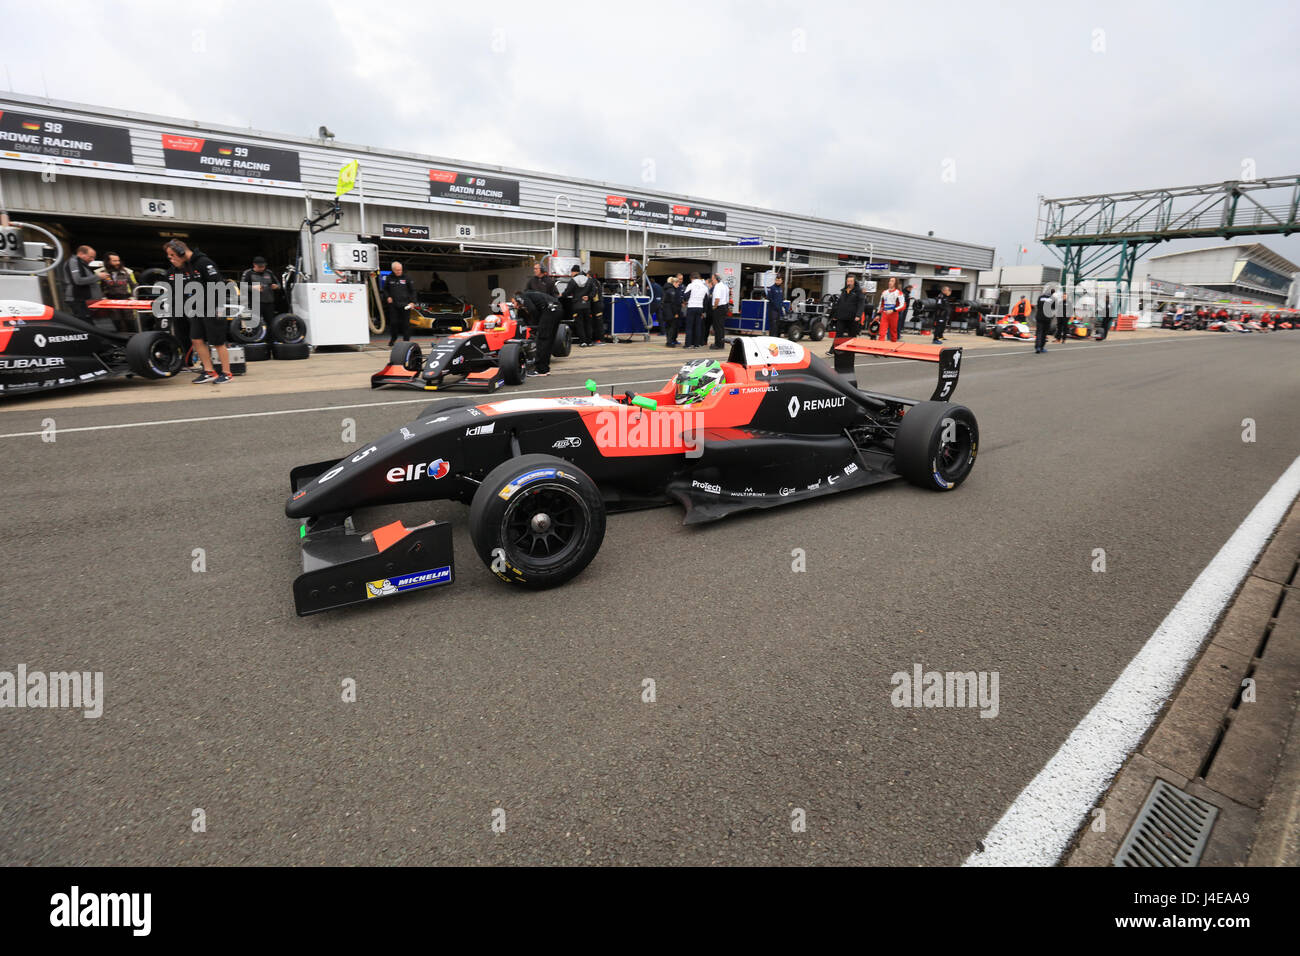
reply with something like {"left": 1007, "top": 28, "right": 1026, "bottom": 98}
{"left": 271, "top": 341, "right": 310, "bottom": 360}
{"left": 894, "top": 401, "right": 978, "bottom": 491}
{"left": 125, "top": 330, "right": 183, "bottom": 379}
{"left": 390, "top": 341, "right": 423, "bottom": 372}
{"left": 498, "top": 342, "right": 525, "bottom": 385}
{"left": 135, "top": 267, "right": 169, "bottom": 299}
{"left": 270, "top": 312, "right": 307, "bottom": 345}
{"left": 243, "top": 341, "right": 270, "bottom": 361}
{"left": 784, "top": 321, "right": 805, "bottom": 342}
{"left": 975, "top": 321, "right": 985, "bottom": 336}
{"left": 807, "top": 319, "right": 827, "bottom": 341}
{"left": 551, "top": 323, "right": 572, "bottom": 357}
{"left": 469, "top": 454, "right": 606, "bottom": 589}
{"left": 229, "top": 318, "right": 267, "bottom": 344}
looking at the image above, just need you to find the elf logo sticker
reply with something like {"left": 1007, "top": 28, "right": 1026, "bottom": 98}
{"left": 386, "top": 459, "right": 451, "bottom": 483}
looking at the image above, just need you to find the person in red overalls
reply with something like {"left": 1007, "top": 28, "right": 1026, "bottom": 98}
{"left": 877, "top": 277, "right": 904, "bottom": 342}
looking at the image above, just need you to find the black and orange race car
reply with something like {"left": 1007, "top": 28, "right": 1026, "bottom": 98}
{"left": 977, "top": 315, "right": 1034, "bottom": 340}
{"left": 287, "top": 335, "right": 977, "bottom": 614}
{"left": 0, "top": 300, "right": 182, "bottom": 398}
{"left": 371, "top": 304, "right": 572, "bottom": 392}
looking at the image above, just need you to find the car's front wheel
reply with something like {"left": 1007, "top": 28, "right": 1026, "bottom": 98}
{"left": 469, "top": 454, "right": 606, "bottom": 589}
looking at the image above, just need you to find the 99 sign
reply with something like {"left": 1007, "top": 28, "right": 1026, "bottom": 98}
{"left": 0, "top": 228, "right": 24, "bottom": 259}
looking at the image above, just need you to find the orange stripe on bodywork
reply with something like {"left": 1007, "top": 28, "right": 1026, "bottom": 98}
{"left": 467, "top": 369, "right": 499, "bottom": 380}
{"left": 376, "top": 365, "right": 417, "bottom": 379}
{"left": 371, "top": 521, "right": 412, "bottom": 553}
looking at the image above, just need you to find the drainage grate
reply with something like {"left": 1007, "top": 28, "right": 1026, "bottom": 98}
{"left": 1113, "top": 780, "right": 1219, "bottom": 866}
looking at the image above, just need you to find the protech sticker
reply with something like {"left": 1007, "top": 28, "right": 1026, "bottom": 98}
{"left": 365, "top": 566, "right": 452, "bottom": 598}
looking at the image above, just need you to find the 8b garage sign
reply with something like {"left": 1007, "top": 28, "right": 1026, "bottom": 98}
{"left": 161, "top": 134, "right": 301, "bottom": 187}
{"left": 0, "top": 110, "right": 134, "bottom": 168}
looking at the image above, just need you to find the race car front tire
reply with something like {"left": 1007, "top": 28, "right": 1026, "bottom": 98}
{"left": 125, "top": 330, "right": 183, "bottom": 379}
{"left": 469, "top": 454, "right": 606, "bottom": 589}
{"left": 498, "top": 342, "right": 525, "bottom": 385}
{"left": 390, "top": 341, "right": 423, "bottom": 372}
{"left": 270, "top": 312, "right": 307, "bottom": 345}
{"left": 243, "top": 341, "right": 270, "bottom": 361}
{"left": 272, "top": 341, "right": 311, "bottom": 360}
{"left": 894, "top": 401, "right": 978, "bottom": 491}
{"left": 551, "top": 323, "right": 572, "bottom": 357}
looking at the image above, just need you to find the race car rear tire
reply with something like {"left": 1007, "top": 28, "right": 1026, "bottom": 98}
{"left": 390, "top": 341, "right": 423, "bottom": 372}
{"left": 807, "top": 319, "right": 826, "bottom": 341}
{"left": 784, "top": 322, "right": 805, "bottom": 342}
{"left": 125, "top": 330, "right": 183, "bottom": 379}
{"left": 551, "top": 323, "right": 572, "bottom": 358}
{"left": 272, "top": 341, "right": 310, "bottom": 360}
{"left": 469, "top": 454, "right": 605, "bottom": 589}
{"left": 498, "top": 342, "right": 525, "bottom": 385}
{"left": 270, "top": 312, "right": 307, "bottom": 345}
{"left": 229, "top": 318, "right": 267, "bottom": 344}
{"left": 243, "top": 342, "right": 270, "bottom": 361}
{"left": 894, "top": 401, "right": 978, "bottom": 492}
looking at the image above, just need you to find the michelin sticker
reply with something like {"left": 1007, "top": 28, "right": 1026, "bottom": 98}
{"left": 365, "top": 566, "right": 452, "bottom": 599}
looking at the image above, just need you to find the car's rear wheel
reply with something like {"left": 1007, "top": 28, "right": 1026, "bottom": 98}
{"left": 469, "top": 454, "right": 605, "bottom": 589}
{"left": 807, "top": 319, "right": 826, "bottom": 341}
{"left": 784, "top": 321, "right": 805, "bottom": 342}
{"left": 271, "top": 312, "right": 306, "bottom": 345}
{"left": 894, "top": 401, "right": 978, "bottom": 491}
{"left": 229, "top": 318, "right": 267, "bottom": 344}
{"left": 498, "top": 342, "right": 525, "bottom": 385}
{"left": 390, "top": 341, "right": 422, "bottom": 371}
{"left": 551, "top": 323, "right": 572, "bottom": 357}
{"left": 125, "top": 330, "right": 183, "bottom": 379}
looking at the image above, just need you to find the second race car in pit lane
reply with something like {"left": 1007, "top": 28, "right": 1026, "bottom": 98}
{"left": 370, "top": 303, "right": 572, "bottom": 392}
{"left": 287, "top": 335, "right": 977, "bottom": 614}
{"left": 0, "top": 300, "right": 183, "bottom": 398}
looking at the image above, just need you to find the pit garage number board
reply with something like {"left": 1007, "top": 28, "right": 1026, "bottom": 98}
{"left": 330, "top": 243, "right": 379, "bottom": 272}
{"left": 0, "top": 227, "right": 22, "bottom": 259}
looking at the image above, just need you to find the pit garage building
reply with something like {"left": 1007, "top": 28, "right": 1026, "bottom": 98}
{"left": 0, "top": 93, "right": 994, "bottom": 318}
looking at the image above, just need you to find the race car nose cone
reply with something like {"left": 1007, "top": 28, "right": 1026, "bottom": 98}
{"left": 530, "top": 513, "right": 552, "bottom": 533}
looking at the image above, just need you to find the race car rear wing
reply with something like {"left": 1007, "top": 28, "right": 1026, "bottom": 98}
{"left": 832, "top": 338, "right": 962, "bottom": 402}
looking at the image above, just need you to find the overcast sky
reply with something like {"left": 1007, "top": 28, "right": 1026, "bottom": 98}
{"left": 4, "top": 0, "right": 1298, "bottom": 272}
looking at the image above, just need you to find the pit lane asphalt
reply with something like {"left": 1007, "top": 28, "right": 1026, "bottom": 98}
{"left": 2, "top": 332, "right": 1297, "bottom": 865}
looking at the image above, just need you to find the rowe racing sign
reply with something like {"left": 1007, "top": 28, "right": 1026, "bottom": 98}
{"left": 0, "top": 109, "right": 134, "bottom": 169}
{"left": 161, "top": 134, "right": 301, "bottom": 187}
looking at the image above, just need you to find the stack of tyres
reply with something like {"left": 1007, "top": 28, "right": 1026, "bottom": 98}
{"left": 270, "top": 312, "right": 309, "bottom": 360}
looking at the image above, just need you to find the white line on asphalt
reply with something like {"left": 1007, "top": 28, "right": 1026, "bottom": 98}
{"left": 965, "top": 453, "right": 1300, "bottom": 867}
{"left": 0, "top": 378, "right": 671, "bottom": 439}
{"left": 0, "top": 332, "right": 1237, "bottom": 440}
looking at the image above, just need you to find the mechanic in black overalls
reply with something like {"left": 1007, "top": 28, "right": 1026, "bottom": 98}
{"left": 932, "top": 285, "right": 953, "bottom": 344}
{"left": 240, "top": 256, "right": 279, "bottom": 330}
{"left": 1034, "top": 287, "right": 1056, "bottom": 353}
{"left": 828, "top": 274, "right": 867, "bottom": 354}
{"left": 512, "top": 290, "right": 563, "bottom": 377}
{"left": 383, "top": 262, "right": 415, "bottom": 345}
{"left": 1054, "top": 285, "right": 1071, "bottom": 343}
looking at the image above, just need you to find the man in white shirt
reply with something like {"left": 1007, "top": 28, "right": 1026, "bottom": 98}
{"left": 683, "top": 273, "right": 711, "bottom": 349}
{"left": 708, "top": 274, "right": 731, "bottom": 350}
